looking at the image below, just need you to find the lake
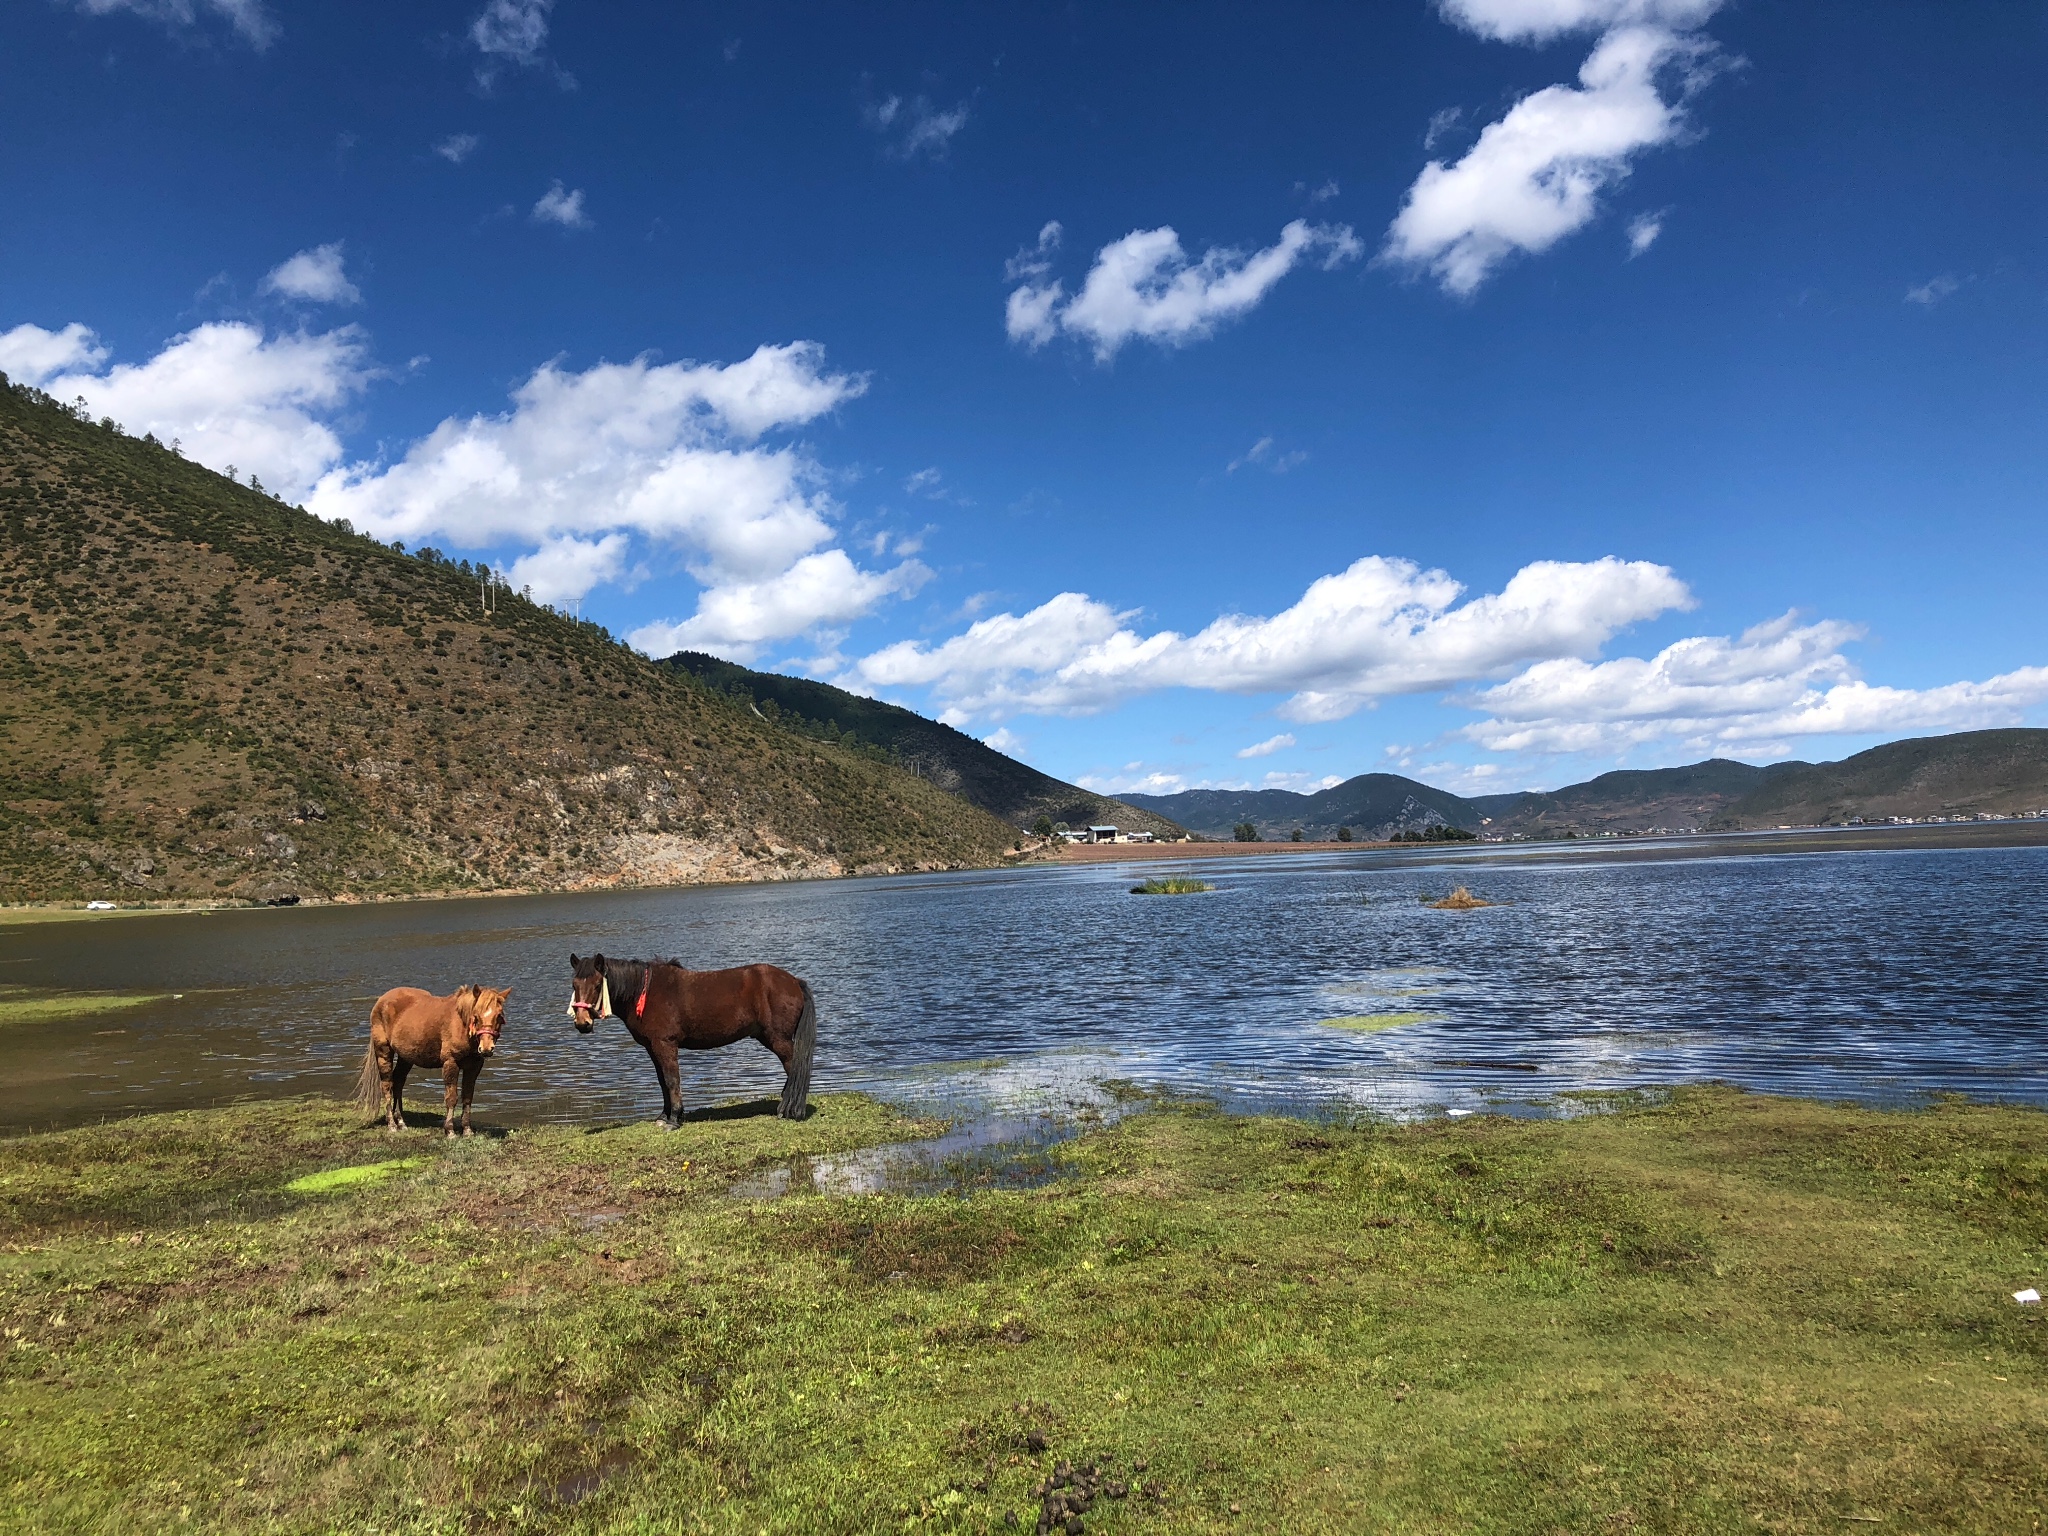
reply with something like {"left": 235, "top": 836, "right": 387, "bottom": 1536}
{"left": 4, "top": 833, "right": 2045, "bottom": 1134}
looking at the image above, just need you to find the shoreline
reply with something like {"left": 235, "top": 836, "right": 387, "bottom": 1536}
{"left": 1053, "top": 817, "right": 2048, "bottom": 865}
{"left": 6, "top": 818, "right": 2044, "bottom": 923}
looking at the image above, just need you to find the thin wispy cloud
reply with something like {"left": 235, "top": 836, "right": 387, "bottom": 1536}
{"left": 1227, "top": 436, "right": 1308, "bottom": 475}
{"left": 1007, "top": 219, "right": 1361, "bottom": 361}
{"left": 863, "top": 91, "right": 971, "bottom": 160}
{"left": 72, "top": 0, "right": 277, "bottom": 49}
{"left": 1905, "top": 274, "right": 1961, "bottom": 306}
{"left": 434, "top": 133, "right": 482, "bottom": 165}
{"left": 1625, "top": 210, "right": 1665, "bottom": 256}
{"left": 1005, "top": 222, "right": 1062, "bottom": 283}
{"left": 1237, "top": 733, "right": 1296, "bottom": 759}
{"left": 531, "top": 181, "right": 590, "bottom": 229}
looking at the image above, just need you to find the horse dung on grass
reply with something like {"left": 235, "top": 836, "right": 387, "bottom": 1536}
{"left": 354, "top": 984, "right": 512, "bottom": 1137}
{"left": 567, "top": 952, "right": 816, "bottom": 1126}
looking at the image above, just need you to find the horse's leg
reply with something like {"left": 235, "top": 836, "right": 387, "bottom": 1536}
{"left": 374, "top": 1041, "right": 397, "bottom": 1130}
{"left": 460, "top": 1059, "right": 482, "bottom": 1137}
{"left": 388, "top": 1057, "right": 411, "bottom": 1131}
{"left": 441, "top": 1059, "right": 462, "bottom": 1138}
{"left": 644, "top": 1037, "right": 682, "bottom": 1128}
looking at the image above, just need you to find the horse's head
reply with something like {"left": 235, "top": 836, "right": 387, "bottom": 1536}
{"left": 460, "top": 985, "right": 512, "bottom": 1056}
{"left": 567, "top": 953, "right": 610, "bottom": 1034}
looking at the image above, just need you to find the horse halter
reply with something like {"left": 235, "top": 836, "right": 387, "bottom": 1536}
{"left": 566, "top": 975, "right": 613, "bottom": 1022}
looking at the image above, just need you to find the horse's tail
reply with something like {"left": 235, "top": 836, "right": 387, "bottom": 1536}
{"left": 779, "top": 980, "right": 816, "bottom": 1120}
{"left": 352, "top": 1042, "right": 383, "bottom": 1118}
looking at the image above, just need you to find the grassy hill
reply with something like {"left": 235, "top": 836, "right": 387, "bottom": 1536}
{"left": 661, "top": 651, "right": 1185, "bottom": 838}
{"left": 0, "top": 377, "right": 1022, "bottom": 904}
{"left": 1124, "top": 773, "right": 1476, "bottom": 841}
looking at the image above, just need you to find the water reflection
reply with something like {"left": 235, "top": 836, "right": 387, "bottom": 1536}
{"left": 3, "top": 838, "right": 2045, "bottom": 1133}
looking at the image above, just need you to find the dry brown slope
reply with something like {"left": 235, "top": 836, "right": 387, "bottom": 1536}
{"left": 0, "top": 380, "right": 1020, "bottom": 903}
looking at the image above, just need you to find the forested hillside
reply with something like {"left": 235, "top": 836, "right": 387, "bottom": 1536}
{"left": 663, "top": 650, "right": 1184, "bottom": 838}
{"left": 1124, "top": 773, "right": 1476, "bottom": 841}
{"left": 0, "top": 379, "right": 1020, "bottom": 904}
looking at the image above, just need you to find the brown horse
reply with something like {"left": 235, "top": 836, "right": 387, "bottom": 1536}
{"left": 353, "top": 984, "right": 512, "bottom": 1137}
{"left": 567, "top": 952, "right": 815, "bottom": 1126}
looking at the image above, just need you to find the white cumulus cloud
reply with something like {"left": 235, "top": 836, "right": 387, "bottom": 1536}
{"left": 532, "top": 181, "right": 590, "bottom": 229}
{"left": 1459, "top": 612, "right": 2048, "bottom": 757}
{"left": 1237, "top": 733, "right": 1297, "bottom": 759}
{"left": 1385, "top": 25, "right": 1708, "bottom": 296}
{"left": 981, "top": 727, "right": 1029, "bottom": 759}
{"left": 1437, "top": 0, "right": 1721, "bottom": 44}
{"left": 0, "top": 322, "right": 108, "bottom": 384}
{"left": 72, "top": 0, "right": 277, "bottom": 48}
{"left": 19, "top": 320, "right": 373, "bottom": 500}
{"left": 629, "top": 551, "right": 928, "bottom": 660}
{"left": 261, "top": 243, "right": 362, "bottom": 305}
{"left": 308, "top": 341, "right": 913, "bottom": 656}
{"left": 853, "top": 555, "right": 1690, "bottom": 723}
{"left": 1007, "top": 219, "right": 1361, "bottom": 361}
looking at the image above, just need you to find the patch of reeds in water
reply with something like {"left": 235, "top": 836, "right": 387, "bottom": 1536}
{"left": 1424, "top": 885, "right": 1493, "bottom": 910}
{"left": 1129, "top": 876, "right": 1215, "bottom": 895}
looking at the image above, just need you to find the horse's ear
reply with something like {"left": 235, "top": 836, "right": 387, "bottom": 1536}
{"left": 498, "top": 986, "right": 514, "bottom": 1001}
{"left": 593, "top": 953, "right": 607, "bottom": 973}
{"left": 569, "top": 952, "right": 580, "bottom": 967}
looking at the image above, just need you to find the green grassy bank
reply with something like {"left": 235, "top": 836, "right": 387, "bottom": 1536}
{"left": 2, "top": 1089, "right": 2045, "bottom": 1534}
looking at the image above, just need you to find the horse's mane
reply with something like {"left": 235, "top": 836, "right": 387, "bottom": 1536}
{"left": 603, "top": 957, "right": 687, "bottom": 1003}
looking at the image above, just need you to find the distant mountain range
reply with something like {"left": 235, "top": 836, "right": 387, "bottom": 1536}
{"left": 1120, "top": 774, "right": 1473, "bottom": 843}
{"left": 661, "top": 652, "right": 1186, "bottom": 839}
{"left": 1124, "top": 730, "right": 2048, "bottom": 840}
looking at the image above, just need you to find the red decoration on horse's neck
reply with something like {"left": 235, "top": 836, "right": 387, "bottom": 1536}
{"left": 634, "top": 977, "right": 648, "bottom": 1020}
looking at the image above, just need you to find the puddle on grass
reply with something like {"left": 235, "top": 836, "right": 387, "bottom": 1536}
{"left": 552, "top": 1445, "right": 637, "bottom": 1506}
{"left": 728, "top": 1113, "right": 1082, "bottom": 1200}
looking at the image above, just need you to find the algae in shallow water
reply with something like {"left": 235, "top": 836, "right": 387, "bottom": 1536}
{"left": 0, "top": 988, "right": 176, "bottom": 1026}
{"left": 285, "top": 1158, "right": 421, "bottom": 1195}
{"left": 1319, "top": 1011, "right": 1438, "bottom": 1032}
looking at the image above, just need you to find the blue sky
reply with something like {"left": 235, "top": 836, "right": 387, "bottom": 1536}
{"left": 4, "top": 0, "right": 2045, "bottom": 798}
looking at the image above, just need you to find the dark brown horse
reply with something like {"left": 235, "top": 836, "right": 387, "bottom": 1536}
{"left": 567, "top": 953, "right": 815, "bottom": 1126}
{"left": 354, "top": 984, "right": 512, "bottom": 1137}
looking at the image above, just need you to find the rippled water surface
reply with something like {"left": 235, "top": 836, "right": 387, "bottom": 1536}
{"left": 5, "top": 836, "right": 2046, "bottom": 1132}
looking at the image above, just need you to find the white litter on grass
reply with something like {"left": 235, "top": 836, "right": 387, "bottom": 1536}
{"left": 1446, "top": 1108, "right": 1475, "bottom": 1118}
{"left": 2014, "top": 1288, "right": 2041, "bottom": 1305}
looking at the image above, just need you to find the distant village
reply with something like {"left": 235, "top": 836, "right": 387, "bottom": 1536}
{"left": 1054, "top": 808, "right": 2048, "bottom": 848}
